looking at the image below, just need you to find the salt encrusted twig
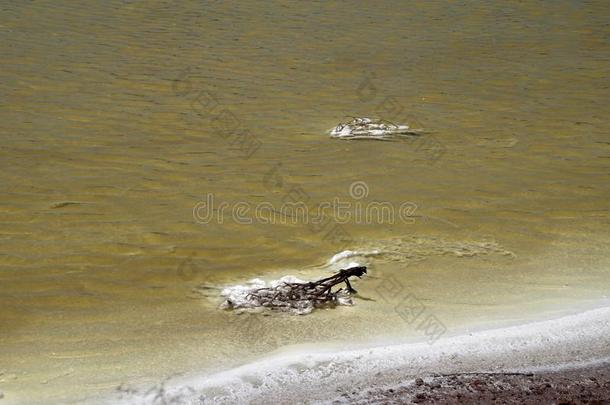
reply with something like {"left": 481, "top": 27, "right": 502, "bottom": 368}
{"left": 222, "top": 266, "right": 367, "bottom": 314}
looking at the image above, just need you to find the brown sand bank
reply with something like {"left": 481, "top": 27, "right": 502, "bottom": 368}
{"left": 343, "top": 363, "right": 610, "bottom": 404}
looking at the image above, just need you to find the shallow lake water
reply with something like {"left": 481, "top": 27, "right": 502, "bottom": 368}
{"left": 1, "top": 1, "right": 609, "bottom": 402}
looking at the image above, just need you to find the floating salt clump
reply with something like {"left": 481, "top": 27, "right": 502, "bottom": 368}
{"left": 329, "top": 117, "right": 422, "bottom": 140}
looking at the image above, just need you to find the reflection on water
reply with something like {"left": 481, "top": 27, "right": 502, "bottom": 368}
{"left": 1, "top": 0, "right": 609, "bottom": 402}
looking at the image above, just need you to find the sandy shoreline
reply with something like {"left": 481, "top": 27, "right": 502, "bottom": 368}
{"left": 343, "top": 362, "right": 610, "bottom": 404}
{"left": 106, "top": 304, "right": 610, "bottom": 404}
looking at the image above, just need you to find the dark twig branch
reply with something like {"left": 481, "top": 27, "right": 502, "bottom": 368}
{"left": 241, "top": 266, "right": 368, "bottom": 313}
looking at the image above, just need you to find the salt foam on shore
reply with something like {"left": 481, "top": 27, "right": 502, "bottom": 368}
{"left": 113, "top": 303, "right": 610, "bottom": 404}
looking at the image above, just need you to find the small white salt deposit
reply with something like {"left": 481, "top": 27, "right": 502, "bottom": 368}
{"left": 329, "top": 117, "right": 422, "bottom": 140}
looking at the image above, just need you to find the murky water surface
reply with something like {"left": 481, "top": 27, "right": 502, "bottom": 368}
{"left": 1, "top": 1, "right": 609, "bottom": 402}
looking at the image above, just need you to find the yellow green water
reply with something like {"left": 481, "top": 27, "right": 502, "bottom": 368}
{"left": 1, "top": 1, "right": 609, "bottom": 403}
